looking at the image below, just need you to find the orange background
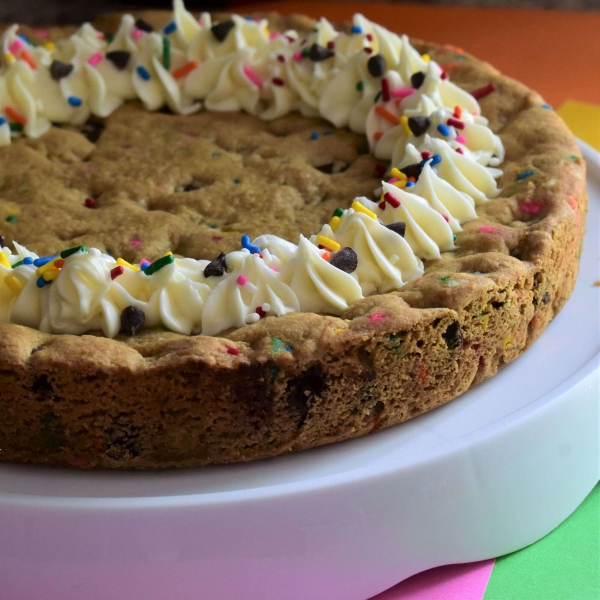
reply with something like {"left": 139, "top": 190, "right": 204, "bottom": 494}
{"left": 242, "top": 1, "right": 600, "bottom": 109}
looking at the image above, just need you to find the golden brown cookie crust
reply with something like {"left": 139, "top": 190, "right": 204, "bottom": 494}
{"left": 0, "top": 13, "right": 587, "bottom": 468}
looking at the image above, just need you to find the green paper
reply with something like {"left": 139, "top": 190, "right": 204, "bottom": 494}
{"left": 484, "top": 483, "right": 600, "bottom": 600}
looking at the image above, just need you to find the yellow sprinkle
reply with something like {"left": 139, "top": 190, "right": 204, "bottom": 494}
{"left": 393, "top": 180, "right": 407, "bottom": 189}
{"left": 261, "top": 26, "right": 270, "bottom": 37}
{"left": 44, "top": 42, "right": 56, "bottom": 51}
{"left": 400, "top": 115, "right": 412, "bottom": 137}
{"left": 117, "top": 258, "right": 140, "bottom": 271}
{"left": 0, "top": 253, "right": 10, "bottom": 268}
{"left": 502, "top": 337, "right": 512, "bottom": 348}
{"left": 333, "top": 328, "right": 345, "bottom": 334}
{"left": 4, "top": 274, "right": 23, "bottom": 295}
{"left": 351, "top": 201, "right": 377, "bottom": 220}
{"left": 390, "top": 168, "right": 407, "bottom": 181}
{"left": 36, "top": 259, "right": 63, "bottom": 276}
{"left": 42, "top": 267, "right": 60, "bottom": 282}
{"left": 4, "top": 53, "right": 15, "bottom": 64}
{"left": 316, "top": 234, "right": 340, "bottom": 252}
{"left": 329, "top": 216, "right": 341, "bottom": 232}
{"left": 163, "top": 251, "right": 173, "bottom": 257}
{"left": 421, "top": 53, "right": 431, "bottom": 63}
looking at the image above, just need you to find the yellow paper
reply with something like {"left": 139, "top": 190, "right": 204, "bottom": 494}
{"left": 556, "top": 100, "right": 600, "bottom": 152}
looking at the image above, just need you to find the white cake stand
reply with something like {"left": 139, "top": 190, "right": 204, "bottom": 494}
{"left": 0, "top": 142, "right": 598, "bottom": 600}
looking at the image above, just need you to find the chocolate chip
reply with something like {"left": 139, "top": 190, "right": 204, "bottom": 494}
{"left": 211, "top": 20, "right": 235, "bottom": 42}
{"left": 50, "top": 60, "right": 73, "bottom": 81}
{"left": 286, "top": 366, "right": 327, "bottom": 426}
{"left": 410, "top": 71, "right": 426, "bottom": 89}
{"left": 367, "top": 54, "right": 386, "bottom": 77}
{"left": 386, "top": 222, "right": 406, "bottom": 237}
{"left": 442, "top": 321, "right": 463, "bottom": 350}
{"left": 407, "top": 116, "right": 430, "bottom": 137}
{"left": 135, "top": 18, "right": 153, "bottom": 33}
{"left": 330, "top": 247, "right": 358, "bottom": 273}
{"left": 120, "top": 306, "right": 145, "bottom": 336}
{"left": 542, "top": 291, "right": 551, "bottom": 305}
{"left": 491, "top": 300, "right": 505, "bottom": 309}
{"left": 308, "top": 43, "right": 335, "bottom": 62}
{"left": 399, "top": 163, "right": 422, "bottom": 180}
{"left": 203, "top": 252, "right": 227, "bottom": 278}
{"left": 0, "top": 235, "right": 5, "bottom": 248}
{"left": 80, "top": 119, "right": 104, "bottom": 143}
{"left": 105, "top": 50, "right": 131, "bottom": 70}
{"left": 183, "top": 180, "right": 203, "bottom": 192}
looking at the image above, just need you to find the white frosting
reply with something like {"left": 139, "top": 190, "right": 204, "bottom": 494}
{"left": 280, "top": 235, "right": 363, "bottom": 313}
{"left": 0, "top": 1, "right": 506, "bottom": 338}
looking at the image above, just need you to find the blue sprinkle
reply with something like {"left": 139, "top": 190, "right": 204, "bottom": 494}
{"left": 212, "top": 151, "right": 222, "bottom": 157}
{"left": 323, "top": 130, "right": 333, "bottom": 136}
{"left": 540, "top": 103, "right": 552, "bottom": 110}
{"left": 140, "top": 262, "right": 149, "bottom": 271}
{"left": 437, "top": 123, "right": 451, "bottom": 136}
{"left": 245, "top": 16, "right": 253, "bottom": 21}
{"left": 310, "top": 132, "right": 319, "bottom": 140}
{"left": 420, "top": 154, "right": 442, "bottom": 168}
{"left": 350, "top": 25, "right": 363, "bottom": 34}
{"left": 233, "top": 178, "right": 240, "bottom": 184}
{"left": 241, "top": 235, "right": 261, "bottom": 254}
{"left": 36, "top": 276, "right": 49, "bottom": 288}
{"left": 0, "top": 117, "right": 6, "bottom": 126}
{"left": 136, "top": 66, "right": 151, "bottom": 81}
{"left": 285, "top": 344, "right": 293, "bottom": 352}
{"left": 23, "top": 257, "right": 34, "bottom": 265}
{"left": 517, "top": 170, "right": 535, "bottom": 181}
{"left": 18, "top": 33, "right": 29, "bottom": 43}
{"left": 405, "top": 181, "right": 415, "bottom": 188}
{"left": 163, "top": 22, "right": 177, "bottom": 35}
{"left": 33, "top": 254, "right": 59, "bottom": 268}
{"left": 67, "top": 96, "right": 82, "bottom": 107}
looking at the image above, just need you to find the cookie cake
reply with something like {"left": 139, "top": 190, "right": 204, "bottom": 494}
{"left": 0, "top": 1, "right": 587, "bottom": 468}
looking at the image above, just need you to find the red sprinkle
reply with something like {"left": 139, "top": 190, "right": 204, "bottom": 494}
{"left": 256, "top": 306, "right": 267, "bottom": 318}
{"left": 470, "top": 83, "right": 496, "bottom": 100}
{"left": 383, "top": 192, "right": 400, "bottom": 208}
{"left": 366, "top": 33, "right": 374, "bottom": 42}
{"left": 369, "top": 312, "right": 385, "bottom": 323}
{"left": 447, "top": 117, "right": 465, "bottom": 130}
{"left": 363, "top": 47, "right": 373, "bottom": 54}
{"left": 226, "top": 346, "right": 240, "bottom": 356}
{"left": 110, "top": 266, "right": 124, "bottom": 280}
{"left": 454, "top": 106, "right": 463, "bottom": 118}
{"left": 440, "top": 71, "right": 448, "bottom": 80}
{"left": 327, "top": 41, "right": 335, "bottom": 49}
{"left": 381, "top": 78, "right": 390, "bottom": 102}
{"left": 272, "top": 77, "right": 284, "bottom": 86}
{"left": 520, "top": 201, "right": 542, "bottom": 215}
{"left": 378, "top": 201, "right": 386, "bottom": 211}
{"left": 442, "top": 214, "right": 449, "bottom": 222}
{"left": 478, "top": 225, "right": 494, "bottom": 233}
{"left": 277, "top": 54, "right": 285, "bottom": 63}
{"left": 421, "top": 151, "right": 431, "bottom": 160}
{"left": 456, "top": 148, "right": 464, "bottom": 154}
{"left": 84, "top": 197, "right": 97, "bottom": 208}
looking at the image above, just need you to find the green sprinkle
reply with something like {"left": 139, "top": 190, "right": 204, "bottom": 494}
{"left": 5, "top": 215, "right": 18, "bottom": 223}
{"left": 453, "top": 233, "right": 457, "bottom": 242}
{"left": 144, "top": 253, "right": 175, "bottom": 276}
{"left": 9, "top": 123, "right": 23, "bottom": 132}
{"left": 439, "top": 275, "right": 451, "bottom": 281}
{"left": 374, "top": 90, "right": 382, "bottom": 103}
{"left": 11, "top": 259, "right": 23, "bottom": 268}
{"left": 60, "top": 245, "right": 87, "bottom": 259}
{"left": 271, "top": 337, "right": 283, "bottom": 353}
{"left": 106, "top": 33, "right": 115, "bottom": 43}
{"left": 268, "top": 365, "right": 279, "bottom": 379}
{"left": 356, "top": 80, "right": 364, "bottom": 92}
{"left": 302, "top": 47, "right": 310, "bottom": 57}
{"left": 162, "top": 37, "right": 171, "bottom": 70}
{"left": 567, "top": 155, "right": 579, "bottom": 161}
{"left": 333, "top": 207, "right": 344, "bottom": 218}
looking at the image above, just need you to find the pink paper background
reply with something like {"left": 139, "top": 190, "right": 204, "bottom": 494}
{"left": 372, "top": 560, "right": 495, "bottom": 600}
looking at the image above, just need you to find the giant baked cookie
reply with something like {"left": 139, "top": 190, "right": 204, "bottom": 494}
{"left": 0, "top": 2, "right": 586, "bottom": 468}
